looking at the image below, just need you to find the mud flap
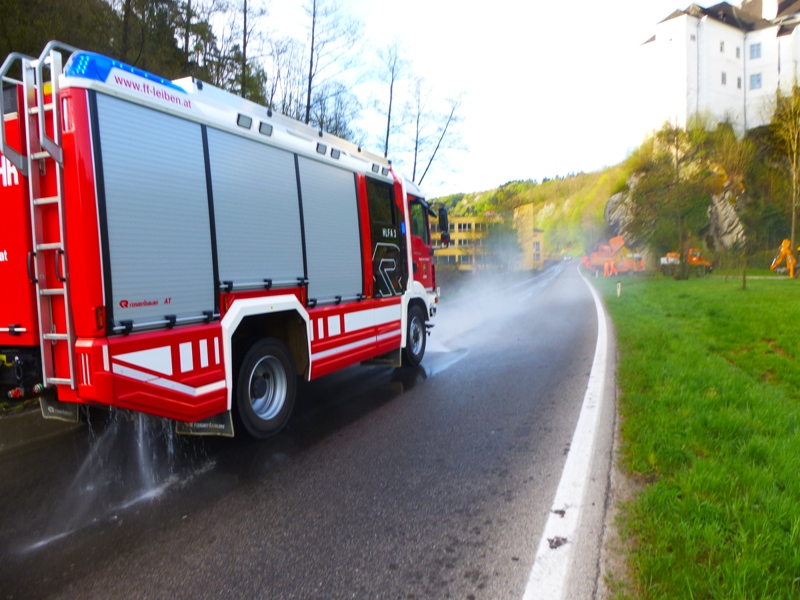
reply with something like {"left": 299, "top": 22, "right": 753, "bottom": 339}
{"left": 175, "top": 411, "right": 234, "bottom": 437}
{"left": 39, "top": 396, "right": 80, "bottom": 423}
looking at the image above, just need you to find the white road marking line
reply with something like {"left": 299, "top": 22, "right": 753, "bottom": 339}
{"left": 522, "top": 271, "right": 608, "bottom": 600}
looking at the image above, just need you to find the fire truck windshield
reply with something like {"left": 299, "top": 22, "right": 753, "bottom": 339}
{"left": 409, "top": 200, "right": 430, "bottom": 245}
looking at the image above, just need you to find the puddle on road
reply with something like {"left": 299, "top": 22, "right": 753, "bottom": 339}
{"left": 421, "top": 346, "right": 469, "bottom": 377}
{"left": 23, "top": 411, "right": 213, "bottom": 553}
{"left": 19, "top": 316, "right": 470, "bottom": 555}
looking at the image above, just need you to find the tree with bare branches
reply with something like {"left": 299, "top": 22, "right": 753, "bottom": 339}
{"left": 376, "top": 40, "right": 410, "bottom": 157}
{"left": 302, "top": 0, "right": 361, "bottom": 125}
{"left": 770, "top": 84, "right": 800, "bottom": 250}
{"left": 407, "top": 78, "right": 463, "bottom": 186}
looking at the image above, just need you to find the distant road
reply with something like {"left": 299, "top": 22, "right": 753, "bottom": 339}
{"left": 0, "top": 262, "right": 616, "bottom": 599}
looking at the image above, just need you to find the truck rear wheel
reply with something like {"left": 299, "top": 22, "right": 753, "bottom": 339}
{"left": 235, "top": 338, "right": 296, "bottom": 439}
{"left": 402, "top": 306, "right": 427, "bottom": 367}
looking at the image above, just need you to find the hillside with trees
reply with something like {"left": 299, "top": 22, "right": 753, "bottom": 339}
{"left": 432, "top": 167, "right": 630, "bottom": 259}
{"left": 434, "top": 104, "right": 800, "bottom": 270}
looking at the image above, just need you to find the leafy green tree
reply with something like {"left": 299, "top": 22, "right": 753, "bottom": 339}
{"left": 770, "top": 84, "right": 800, "bottom": 250}
{"left": 0, "top": 0, "right": 117, "bottom": 60}
{"left": 628, "top": 121, "right": 713, "bottom": 278}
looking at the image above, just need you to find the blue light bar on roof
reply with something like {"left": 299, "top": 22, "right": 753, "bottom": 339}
{"left": 64, "top": 52, "right": 186, "bottom": 93}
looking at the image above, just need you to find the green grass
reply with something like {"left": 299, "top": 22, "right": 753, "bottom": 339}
{"left": 595, "top": 273, "right": 800, "bottom": 599}
{"left": 0, "top": 397, "right": 38, "bottom": 414}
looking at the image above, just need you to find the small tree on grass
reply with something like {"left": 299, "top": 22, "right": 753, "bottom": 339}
{"left": 770, "top": 83, "right": 800, "bottom": 251}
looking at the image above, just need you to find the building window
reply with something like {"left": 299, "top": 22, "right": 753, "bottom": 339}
{"left": 720, "top": 41, "right": 724, "bottom": 53}
{"left": 750, "top": 43, "right": 761, "bottom": 59}
{"left": 690, "top": 34, "right": 696, "bottom": 41}
{"left": 534, "top": 253, "right": 541, "bottom": 262}
{"left": 458, "top": 255, "right": 473, "bottom": 265}
{"left": 737, "top": 76, "right": 742, "bottom": 89}
{"left": 736, "top": 46, "right": 741, "bottom": 58}
{"left": 457, "top": 222, "right": 472, "bottom": 232}
{"left": 750, "top": 73, "right": 762, "bottom": 89}
{"left": 458, "top": 238, "right": 472, "bottom": 247}
{"left": 533, "top": 241, "right": 541, "bottom": 252}
{"left": 721, "top": 72, "right": 727, "bottom": 85}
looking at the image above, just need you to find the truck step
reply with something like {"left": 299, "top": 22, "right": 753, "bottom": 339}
{"left": 42, "top": 333, "right": 68, "bottom": 341}
{"left": 36, "top": 242, "right": 63, "bottom": 251}
{"left": 33, "top": 196, "right": 60, "bottom": 206}
{"left": 28, "top": 103, "right": 54, "bottom": 115}
{"left": 40, "top": 288, "right": 66, "bottom": 296}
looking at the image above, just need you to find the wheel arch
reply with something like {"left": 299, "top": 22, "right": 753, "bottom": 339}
{"left": 220, "top": 295, "right": 311, "bottom": 411}
{"left": 403, "top": 296, "right": 428, "bottom": 347}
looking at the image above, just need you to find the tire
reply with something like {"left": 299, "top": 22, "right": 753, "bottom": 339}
{"left": 403, "top": 306, "right": 427, "bottom": 367}
{"left": 234, "top": 338, "right": 296, "bottom": 439}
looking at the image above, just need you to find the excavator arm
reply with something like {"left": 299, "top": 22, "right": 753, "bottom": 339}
{"left": 771, "top": 239, "right": 796, "bottom": 278}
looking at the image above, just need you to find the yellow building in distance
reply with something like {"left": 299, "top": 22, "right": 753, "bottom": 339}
{"left": 431, "top": 214, "right": 501, "bottom": 271}
{"left": 432, "top": 207, "right": 545, "bottom": 272}
{"left": 513, "top": 204, "right": 545, "bottom": 271}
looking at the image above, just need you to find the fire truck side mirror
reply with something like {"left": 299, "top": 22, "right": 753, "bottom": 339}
{"left": 438, "top": 207, "right": 450, "bottom": 247}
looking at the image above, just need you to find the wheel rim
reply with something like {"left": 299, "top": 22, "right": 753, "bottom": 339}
{"left": 248, "top": 356, "right": 288, "bottom": 421}
{"left": 409, "top": 315, "right": 424, "bottom": 356}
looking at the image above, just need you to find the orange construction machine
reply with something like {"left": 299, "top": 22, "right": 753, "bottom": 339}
{"left": 770, "top": 239, "right": 797, "bottom": 278}
{"left": 660, "top": 248, "right": 713, "bottom": 277}
{"left": 586, "top": 236, "right": 646, "bottom": 277}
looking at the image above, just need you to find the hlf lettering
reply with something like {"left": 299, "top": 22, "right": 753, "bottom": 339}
{"left": 0, "top": 156, "right": 19, "bottom": 187}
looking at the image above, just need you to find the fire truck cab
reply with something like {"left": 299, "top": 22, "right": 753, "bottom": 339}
{"left": 0, "top": 42, "right": 442, "bottom": 438}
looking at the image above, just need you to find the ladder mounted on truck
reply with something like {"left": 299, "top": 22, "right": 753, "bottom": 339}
{"left": 0, "top": 42, "right": 78, "bottom": 390}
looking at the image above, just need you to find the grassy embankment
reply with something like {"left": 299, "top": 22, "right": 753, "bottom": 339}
{"left": 594, "top": 273, "right": 800, "bottom": 599}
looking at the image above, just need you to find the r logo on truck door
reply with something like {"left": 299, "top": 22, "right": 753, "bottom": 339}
{"left": 0, "top": 156, "right": 19, "bottom": 187}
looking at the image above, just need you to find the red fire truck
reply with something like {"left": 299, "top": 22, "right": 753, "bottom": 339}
{"left": 0, "top": 42, "right": 447, "bottom": 438}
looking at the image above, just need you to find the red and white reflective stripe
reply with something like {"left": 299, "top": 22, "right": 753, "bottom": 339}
{"left": 110, "top": 337, "right": 224, "bottom": 397}
{"left": 310, "top": 328, "right": 401, "bottom": 360}
{"left": 115, "top": 345, "right": 173, "bottom": 375}
{"left": 312, "top": 337, "right": 373, "bottom": 360}
{"left": 311, "top": 304, "right": 401, "bottom": 343}
{"left": 310, "top": 304, "right": 401, "bottom": 359}
{"left": 344, "top": 304, "right": 401, "bottom": 332}
{"left": 111, "top": 363, "right": 225, "bottom": 396}
{"left": 80, "top": 353, "right": 91, "bottom": 386}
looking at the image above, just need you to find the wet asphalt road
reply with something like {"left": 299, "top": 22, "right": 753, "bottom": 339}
{"left": 0, "top": 262, "right": 603, "bottom": 600}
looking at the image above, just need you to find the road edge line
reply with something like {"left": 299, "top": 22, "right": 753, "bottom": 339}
{"left": 521, "top": 271, "right": 609, "bottom": 600}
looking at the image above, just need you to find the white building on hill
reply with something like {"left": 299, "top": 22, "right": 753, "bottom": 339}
{"left": 643, "top": 1, "right": 800, "bottom": 133}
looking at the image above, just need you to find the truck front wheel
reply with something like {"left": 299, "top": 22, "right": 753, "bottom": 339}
{"left": 235, "top": 338, "right": 296, "bottom": 439}
{"left": 403, "top": 306, "right": 427, "bottom": 367}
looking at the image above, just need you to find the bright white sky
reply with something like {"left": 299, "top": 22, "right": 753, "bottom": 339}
{"left": 263, "top": 0, "right": 688, "bottom": 198}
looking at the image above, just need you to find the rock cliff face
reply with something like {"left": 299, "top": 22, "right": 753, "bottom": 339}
{"left": 605, "top": 191, "right": 632, "bottom": 240}
{"left": 604, "top": 176, "right": 747, "bottom": 252}
{"left": 706, "top": 188, "right": 746, "bottom": 250}
{"left": 604, "top": 175, "right": 641, "bottom": 245}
